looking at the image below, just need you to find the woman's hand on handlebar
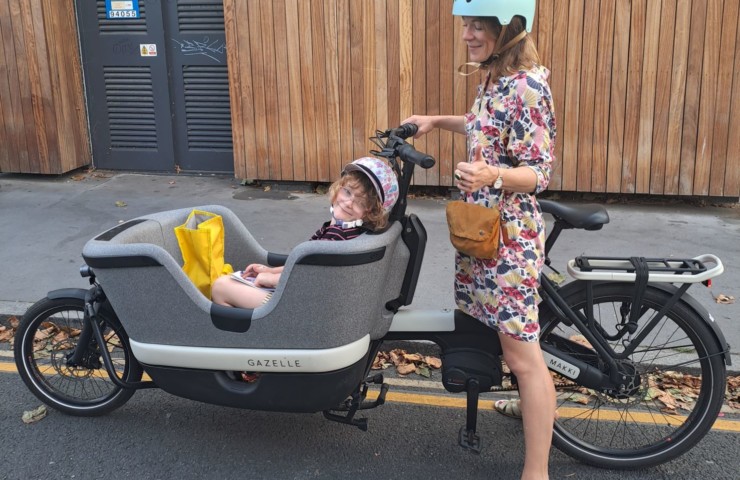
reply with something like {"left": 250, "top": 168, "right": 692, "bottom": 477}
{"left": 401, "top": 115, "right": 436, "bottom": 138}
{"left": 402, "top": 115, "right": 467, "bottom": 137}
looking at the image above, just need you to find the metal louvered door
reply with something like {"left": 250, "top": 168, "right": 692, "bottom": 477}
{"left": 76, "top": 0, "right": 175, "bottom": 171}
{"left": 76, "top": 0, "right": 233, "bottom": 173}
{"left": 165, "top": 0, "right": 233, "bottom": 172}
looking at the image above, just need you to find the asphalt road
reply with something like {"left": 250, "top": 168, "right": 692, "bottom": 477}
{"left": 2, "top": 367, "right": 739, "bottom": 480}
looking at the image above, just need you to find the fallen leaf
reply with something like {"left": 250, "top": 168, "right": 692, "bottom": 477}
{"left": 34, "top": 329, "right": 51, "bottom": 342}
{"left": 168, "top": 181, "right": 176, "bottom": 185}
{"left": 115, "top": 201, "right": 127, "bottom": 207}
{"left": 70, "top": 174, "right": 86, "bottom": 181}
{"left": 417, "top": 365, "right": 431, "bottom": 378}
{"left": 389, "top": 350, "right": 402, "bottom": 366}
{"left": 22, "top": 406, "right": 47, "bottom": 424}
{"left": 0, "top": 329, "right": 13, "bottom": 342}
{"left": 396, "top": 363, "right": 417, "bottom": 375}
{"left": 175, "top": 164, "right": 182, "bottom": 174}
{"left": 263, "top": 185, "right": 272, "bottom": 192}
{"left": 657, "top": 391, "right": 678, "bottom": 410}
{"left": 643, "top": 387, "right": 662, "bottom": 401}
{"left": 9, "top": 316, "right": 19, "bottom": 328}
{"left": 569, "top": 335, "right": 592, "bottom": 349}
{"left": 424, "top": 356, "right": 442, "bottom": 369}
{"left": 52, "top": 330, "right": 70, "bottom": 343}
{"left": 568, "top": 393, "right": 590, "bottom": 405}
{"left": 546, "top": 272, "right": 567, "bottom": 285}
{"left": 713, "top": 294, "right": 735, "bottom": 304}
{"left": 402, "top": 353, "right": 423, "bottom": 363}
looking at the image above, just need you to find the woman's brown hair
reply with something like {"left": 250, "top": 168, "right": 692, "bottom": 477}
{"left": 328, "top": 171, "right": 388, "bottom": 231}
{"left": 479, "top": 15, "right": 541, "bottom": 81}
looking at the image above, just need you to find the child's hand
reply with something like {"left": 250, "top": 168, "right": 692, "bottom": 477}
{"left": 254, "top": 272, "right": 280, "bottom": 288}
{"left": 243, "top": 263, "right": 262, "bottom": 277}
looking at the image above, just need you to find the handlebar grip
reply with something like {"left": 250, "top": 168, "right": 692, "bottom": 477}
{"left": 396, "top": 143, "right": 435, "bottom": 169}
{"left": 390, "top": 123, "right": 419, "bottom": 140}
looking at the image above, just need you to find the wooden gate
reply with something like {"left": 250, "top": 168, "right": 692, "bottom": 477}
{"left": 0, "top": 0, "right": 90, "bottom": 174}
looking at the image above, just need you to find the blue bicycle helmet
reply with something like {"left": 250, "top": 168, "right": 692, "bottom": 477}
{"left": 452, "top": 0, "right": 536, "bottom": 32}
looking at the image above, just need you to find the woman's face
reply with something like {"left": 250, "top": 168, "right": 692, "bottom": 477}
{"left": 332, "top": 180, "right": 369, "bottom": 223}
{"left": 461, "top": 17, "right": 496, "bottom": 63}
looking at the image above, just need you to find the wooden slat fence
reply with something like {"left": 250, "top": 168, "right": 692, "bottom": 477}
{"left": 225, "top": 0, "right": 740, "bottom": 198}
{"left": 0, "top": 0, "right": 90, "bottom": 174}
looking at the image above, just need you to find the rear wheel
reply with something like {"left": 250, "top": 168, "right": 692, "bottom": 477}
{"left": 539, "top": 282, "right": 726, "bottom": 469}
{"left": 14, "top": 296, "right": 142, "bottom": 416}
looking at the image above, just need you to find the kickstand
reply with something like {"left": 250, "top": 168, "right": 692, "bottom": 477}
{"left": 458, "top": 378, "right": 481, "bottom": 454}
{"left": 323, "top": 374, "right": 389, "bottom": 431}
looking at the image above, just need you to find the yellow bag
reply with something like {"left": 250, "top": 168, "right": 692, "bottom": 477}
{"left": 445, "top": 201, "right": 506, "bottom": 259}
{"left": 174, "top": 210, "right": 234, "bottom": 298}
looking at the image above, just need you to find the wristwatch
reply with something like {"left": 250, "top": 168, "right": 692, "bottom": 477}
{"left": 492, "top": 167, "right": 504, "bottom": 189}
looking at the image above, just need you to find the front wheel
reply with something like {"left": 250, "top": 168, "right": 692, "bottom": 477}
{"left": 539, "top": 282, "right": 726, "bottom": 469}
{"left": 14, "top": 296, "right": 142, "bottom": 416}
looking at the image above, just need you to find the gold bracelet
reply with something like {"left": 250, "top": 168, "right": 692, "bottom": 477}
{"left": 492, "top": 167, "right": 503, "bottom": 189}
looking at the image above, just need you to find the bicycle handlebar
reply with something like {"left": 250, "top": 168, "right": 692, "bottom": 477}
{"left": 372, "top": 123, "right": 436, "bottom": 170}
{"left": 396, "top": 143, "right": 435, "bottom": 169}
{"left": 369, "top": 123, "right": 436, "bottom": 220}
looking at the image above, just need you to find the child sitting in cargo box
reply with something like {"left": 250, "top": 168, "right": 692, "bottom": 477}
{"left": 211, "top": 157, "right": 399, "bottom": 309}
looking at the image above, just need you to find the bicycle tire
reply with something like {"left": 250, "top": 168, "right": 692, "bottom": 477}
{"left": 539, "top": 281, "right": 726, "bottom": 469}
{"left": 14, "top": 296, "right": 142, "bottom": 416}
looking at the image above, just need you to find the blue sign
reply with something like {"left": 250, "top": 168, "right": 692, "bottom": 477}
{"left": 105, "top": 0, "right": 140, "bottom": 19}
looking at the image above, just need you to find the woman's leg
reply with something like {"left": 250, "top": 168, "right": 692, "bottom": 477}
{"left": 211, "top": 275, "right": 269, "bottom": 308}
{"left": 499, "top": 333, "right": 556, "bottom": 480}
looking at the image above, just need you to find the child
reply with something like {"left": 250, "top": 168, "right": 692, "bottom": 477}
{"left": 211, "top": 157, "right": 399, "bottom": 309}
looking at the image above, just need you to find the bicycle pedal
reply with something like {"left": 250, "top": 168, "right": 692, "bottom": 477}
{"left": 458, "top": 426, "right": 481, "bottom": 454}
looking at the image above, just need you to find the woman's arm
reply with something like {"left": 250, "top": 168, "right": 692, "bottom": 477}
{"left": 401, "top": 115, "right": 466, "bottom": 137}
{"left": 456, "top": 146, "right": 538, "bottom": 193}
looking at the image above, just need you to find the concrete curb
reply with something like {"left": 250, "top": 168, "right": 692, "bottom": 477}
{"left": 0, "top": 301, "right": 32, "bottom": 320}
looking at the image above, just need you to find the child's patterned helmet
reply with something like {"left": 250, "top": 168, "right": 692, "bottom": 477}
{"left": 343, "top": 157, "right": 399, "bottom": 214}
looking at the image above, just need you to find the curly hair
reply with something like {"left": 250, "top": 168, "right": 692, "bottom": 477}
{"left": 328, "top": 171, "right": 389, "bottom": 231}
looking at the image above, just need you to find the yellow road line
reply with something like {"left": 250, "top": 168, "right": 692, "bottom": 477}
{"left": 1, "top": 361, "right": 736, "bottom": 432}
{"left": 1, "top": 361, "right": 152, "bottom": 381}
{"left": 0, "top": 361, "right": 18, "bottom": 374}
{"left": 362, "top": 391, "right": 740, "bottom": 433}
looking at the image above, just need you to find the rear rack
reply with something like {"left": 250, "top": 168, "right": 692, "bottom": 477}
{"left": 566, "top": 254, "right": 724, "bottom": 284}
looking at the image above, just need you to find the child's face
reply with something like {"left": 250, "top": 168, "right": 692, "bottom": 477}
{"left": 333, "top": 181, "right": 369, "bottom": 223}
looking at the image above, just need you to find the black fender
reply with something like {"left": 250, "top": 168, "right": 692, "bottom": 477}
{"left": 649, "top": 283, "right": 731, "bottom": 366}
{"left": 46, "top": 288, "right": 120, "bottom": 324}
{"left": 47, "top": 288, "right": 89, "bottom": 301}
{"left": 541, "top": 281, "right": 731, "bottom": 366}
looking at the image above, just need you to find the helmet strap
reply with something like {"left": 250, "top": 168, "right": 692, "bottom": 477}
{"left": 457, "top": 62, "right": 483, "bottom": 76}
{"left": 330, "top": 206, "right": 363, "bottom": 229}
{"left": 490, "top": 28, "right": 528, "bottom": 61}
{"left": 457, "top": 26, "right": 528, "bottom": 77}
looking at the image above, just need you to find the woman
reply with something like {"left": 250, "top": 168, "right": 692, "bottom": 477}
{"left": 403, "top": 1, "right": 556, "bottom": 478}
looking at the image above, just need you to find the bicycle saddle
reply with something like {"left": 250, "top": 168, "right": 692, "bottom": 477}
{"left": 538, "top": 199, "right": 609, "bottom": 230}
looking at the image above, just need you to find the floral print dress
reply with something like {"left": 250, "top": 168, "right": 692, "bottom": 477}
{"left": 454, "top": 65, "right": 556, "bottom": 343}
